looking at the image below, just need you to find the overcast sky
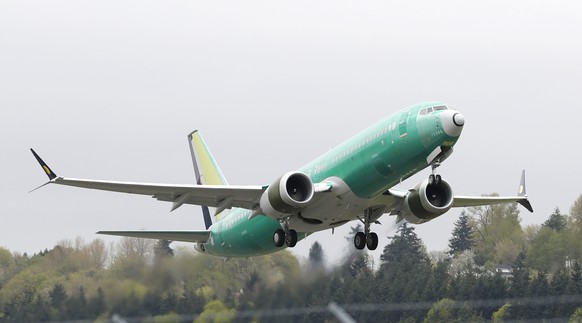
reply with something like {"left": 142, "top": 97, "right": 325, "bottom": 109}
{"left": 1, "top": 0, "right": 581, "bottom": 264}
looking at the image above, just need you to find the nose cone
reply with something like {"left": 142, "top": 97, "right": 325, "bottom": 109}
{"left": 440, "top": 110, "right": 464, "bottom": 137}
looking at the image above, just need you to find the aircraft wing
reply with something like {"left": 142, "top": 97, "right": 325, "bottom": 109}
{"left": 453, "top": 169, "right": 533, "bottom": 212}
{"left": 98, "top": 230, "right": 211, "bottom": 243}
{"left": 31, "top": 149, "right": 266, "bottom": 212}
{"left": 453, "top": 195, "right": 533, "bottom": 212}
{"left": 386, "top": 169, "right": 533, "bottom": 213}
{"left": 50, "top": 177, "right": 265, "bottom": 211}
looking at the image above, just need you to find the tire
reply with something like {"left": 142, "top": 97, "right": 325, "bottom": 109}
{"left": 366, "top": 232, "right": 379, "bottom": 250}
{"left": 273, "top": 229, "right": 285, "bottom": 247}
{"left": 354, "top": 232, "right": 366, "bottom": 250}
{"left": 286, "top": 229, "right": 298, "bottom": 248}
{"left": 428, "top": 174, "right": 435, "bottom": 186}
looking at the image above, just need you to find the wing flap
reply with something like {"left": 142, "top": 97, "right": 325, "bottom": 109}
{"left": 97, "top": 230, "right": 210, "bottom": 243}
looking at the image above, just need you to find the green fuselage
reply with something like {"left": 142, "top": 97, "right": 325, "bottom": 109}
{"left": 200, "top": 102, "right": 460, "bottom": 257}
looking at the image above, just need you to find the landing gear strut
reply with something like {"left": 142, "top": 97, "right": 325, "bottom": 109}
{"left": 273, "top": 217, "right": 298, "bottom": 248}
{"left": 354, "top": 209, "right": 379, "bottom": 251}
{"left": 428, "top": 160, "right": 442, "bottom": 186}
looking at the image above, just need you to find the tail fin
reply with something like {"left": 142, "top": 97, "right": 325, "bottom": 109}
{"left": 188, "top": 130, "right": 229, "bottom": 224}
{"left": 188, "top": 130, "right": 229, "bottom": 186}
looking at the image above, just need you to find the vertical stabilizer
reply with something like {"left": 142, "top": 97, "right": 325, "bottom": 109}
{"left": 188, "top": 130, "right": 230, "bottom": 224}
{"left": 188, "top": 130, "right": 229, "bottom": 186}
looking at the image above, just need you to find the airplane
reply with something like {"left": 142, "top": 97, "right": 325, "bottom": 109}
{"left": 31, "top": 102, "right": 533, "bottom": 257}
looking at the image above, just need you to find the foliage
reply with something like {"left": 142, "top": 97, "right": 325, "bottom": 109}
{"left": 448, "top": 211, "right": 475, "bottom": 256}
{"left": 307, "top": 241, "right": 325, "bottom": 271}
{"left": 544, "top": 207, "right": 568, "bottom": 231}
{"left": 2, "top": 195, "right": 582, "bottom": 321}
{"left": 570, "top": 194, "right": 582, "bottom": 222}
{"left": 468, "top": 197, "right": 525, "bottom": 267}
{"left": 423, "top": 298, "right": 484, "bottom": 323}
{"left": 491, "top": 303, "right": 512, "bottom": 322}
{"left": 570, "top": 306, "right": 582, "bottom": 323}
{"left": 193, "top": 300, "right": 235, "bottom": 323}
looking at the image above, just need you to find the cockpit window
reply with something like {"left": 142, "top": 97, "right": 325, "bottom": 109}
{"left": 419, "top": 105, "right": 448, "bottom": 116}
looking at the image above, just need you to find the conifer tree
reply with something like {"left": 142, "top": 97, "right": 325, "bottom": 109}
{"left": 543, "top": 207, "right": 567, "bottom": 231}
{"left": 376, "top": 223, "right": 431, "bottom": 321}
{"left": 448, "top": 211, "right": 475, "bottom": 256}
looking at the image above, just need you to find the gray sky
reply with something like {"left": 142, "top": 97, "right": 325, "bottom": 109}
{"left": 1, "top": 0, "right": 581, "bottom": 264}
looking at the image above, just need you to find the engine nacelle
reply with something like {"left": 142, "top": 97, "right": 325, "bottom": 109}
{"left": 402, "top": 178, "right": 454, "bottom": 224}
{"left": 260, "top": 171, "right": 315, "bottom": 218}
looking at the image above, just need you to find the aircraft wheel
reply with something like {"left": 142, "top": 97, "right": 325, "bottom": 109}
{"left": 366, "top": 232, "right": 379, "bottom": 250}
{"left": 354, "top": 232, "right": 366, "bottom": 250}
{"left": 429, "top": 174, "right": 435, "bottom": 186}
{"left": 435, "top": 174, "right": 442, "bottom": 185}
{"left": 273, "top": 229, "right": 285, "bottom": 247}
{"left": 285, "top": 229, "right": 298, "bottom": 248}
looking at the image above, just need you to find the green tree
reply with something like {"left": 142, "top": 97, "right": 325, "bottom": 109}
{"left": 448, "top": 211, "right": 475, "bottom": 256}
{"left": 526, "top": 225, "right": 568, "bottom": 272}
{"left": 154, "top": 311, "right": 181, "bottom": 323}
{"left": 570, "top": 194, "right": 582, "bottom": 222}
{"left": 567, "top": 261, "right": 582, "bottom": 295}
{"left": 544, "top": 208, "right": 568, "bottom": 231}
{"left": 424, "top": 259, "right": 450, "bottom": 301}
{"left": 376, "top": 223, "right": 432, "bottom": 321}
{"left": 49, "top": 283, "right": 67, "bottom": 321}
{"left": 87, "top": 287, "right": 106, "bottom": 318}
{"left": 423, "top": 298, "right": 484, "bottom": 323}
{"left": 154, "top": 240, "right": 174, "bottom": 260}
{"left": 528, "top": 271, "right": 550, "bottom": 319}
{"left": 492, "top": 303, "right": 512, "bottom": 322}
{"left": 469, "top": 198, "right": 525, "bottom": 267}
{"left": 307, "top": 241, "right": 326, "bottom": 271}
{"left": 193, "top": 299, "right": 235, "bottom": 323}
{"left": 570, "top": 306, "right": 582, "bottom": 323}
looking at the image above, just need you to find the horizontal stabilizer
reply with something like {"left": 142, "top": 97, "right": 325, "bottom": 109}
{"left": 97, "top": 230, "right": 210, "bottom": 243}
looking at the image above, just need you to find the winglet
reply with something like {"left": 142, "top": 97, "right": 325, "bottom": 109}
{"left": 517, "top": 169, "right": 533, "bottom": 213}
{"left": 31, "top": 149, "right": 57, "bottom": 180}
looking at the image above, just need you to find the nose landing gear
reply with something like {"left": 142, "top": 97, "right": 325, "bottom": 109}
{"left": 429, "top": 159, "right": 442, "bottom": 186}
{"left": 428, "top": 174, "right": 442, "bottom": 186}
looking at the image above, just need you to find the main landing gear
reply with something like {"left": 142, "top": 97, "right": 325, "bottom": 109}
{"left": 354, "top": 209, "right": 379, "bottom": 251}
{"left": 273, "top": 217, "right": 298, "bottom": 248}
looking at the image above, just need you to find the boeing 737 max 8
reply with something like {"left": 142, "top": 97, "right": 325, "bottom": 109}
{"left": 31, "top": 102, "right": 533, "bottom": 257}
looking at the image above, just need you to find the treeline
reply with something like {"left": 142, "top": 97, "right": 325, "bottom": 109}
{"left": 0, "top": 194, "right": 581, "bottom": 322}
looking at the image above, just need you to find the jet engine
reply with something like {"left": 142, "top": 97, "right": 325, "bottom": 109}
{"left": 402, "top": 178, "right": 454, "bottom": 224}
{"left": 259, "top": 171, "right": 315, "bottom": 218}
